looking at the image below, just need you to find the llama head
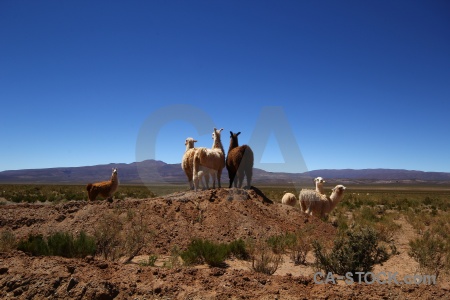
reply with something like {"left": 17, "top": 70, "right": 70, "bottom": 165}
{"left": 185, "top": 137, "right": 197, "bottom": 148}
{"left": 332, "top": 185, "right": 346, "bottom": 194}
{"left": 212, "top": 128, "right": 223, "bottom": 140}
{"left": 314, "top": 177, "right": 325, "bottom": 184}
{"left": 229, "top": 131, "right": 241, "bottom": 148}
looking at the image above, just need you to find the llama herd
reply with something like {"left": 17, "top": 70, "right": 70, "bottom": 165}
{"left": 182, "top": 128, "right": 254, "bottom": 191}
{"left": 86, "top": 127, "right": 346, "bottom": 218}
{"left": 181, "top": 127, "right": 346, "bottom": 218}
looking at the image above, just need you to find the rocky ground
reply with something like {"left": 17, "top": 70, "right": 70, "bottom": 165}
{"left": 0, "top": 187, "right": 448, "bottom": 299}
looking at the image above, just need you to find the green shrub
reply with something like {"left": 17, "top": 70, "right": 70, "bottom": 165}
{"left": 17, "top": 234, "right": 49, "bottom": 256}
{"left": 409, "top": 231, "right": 448, "bottom": 280}
{"left": 47, "top": 232, "right": 74, "bottom": 257}
{"left": 266, "top": 232, "right": 296, "bottom": 254}
{"left": 17, "top": 231, "right": 96, "bottom": 258}
{"left": 313, "top": 226, "right": 391, "bottom": 275}
{"left": 73, "top": 231, "right": 97, "bottom": 257}
{"left": 334, "top": 211, "right": 349, "bottom": 231}
{"left": 358, "top": 206, "right": 379, "bottom": 223}
{"left": 181, "top": 239, "right": 229, "bottom": 267}
{"left": 180, "top": 238, "right": 250, "bottom": 267}
{"left": 228, "top": 239, "right": 250, "bottom": 260}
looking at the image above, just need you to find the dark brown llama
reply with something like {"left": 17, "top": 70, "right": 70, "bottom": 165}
{"left": 226, "top": 131, "right": 254, "bottom": 188}
{"left": 86, "top": 168, "right": 119, "bottom": 201}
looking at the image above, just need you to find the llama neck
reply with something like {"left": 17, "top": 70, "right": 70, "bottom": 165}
{"left": 228, "top": 139, "right": 239, "bottom": 153}
{"left": 111, "top": 174, "right": 119, "bottom": 185}
{"left": 315, "top": 184, "right": 324, "bottom": 194}
{"left": 328, "top": 192, "right": 343, "bottom": 210}
{"left": 212, "top": 138, "right": 224, "bottom": 153}
{"left": 185, "top": 144, "right": 192, "bottom": 152}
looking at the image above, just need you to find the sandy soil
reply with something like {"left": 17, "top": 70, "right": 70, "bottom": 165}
{"left": 1, "top": 187, "right": 449, "bottom": 299}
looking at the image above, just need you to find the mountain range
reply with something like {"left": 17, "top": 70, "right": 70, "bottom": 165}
{"left": 1, "top": 160, "right": 450, "bottom": 185}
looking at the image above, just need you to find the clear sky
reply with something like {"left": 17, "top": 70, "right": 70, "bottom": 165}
{"left": 1, "top": 0, "right": 449, "bottom": 173}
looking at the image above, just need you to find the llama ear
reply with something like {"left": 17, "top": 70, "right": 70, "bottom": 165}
{"left": 194, "top": 140, "right": 198, "bottom": 143}
{"left": 219, "top": 128, "right": 223, "bottom": 132}
{"left": 237, "top": 132, "right": 241, "bottom": 136}
{"left": 230, "top": 131, "right": 233, "bottom": 136}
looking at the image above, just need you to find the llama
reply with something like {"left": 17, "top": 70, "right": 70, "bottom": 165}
{"left": 299, "top": 185, "right": 346, "bottom": 218}
{"left": 281, "top": 192, "right": 297, "bottom": 206}
{"left": 86, "top": 168, "right": 119, "bottom": 201}
{"left": 193, "top": 128, "right": 225, "bottom": 190}
{"left": 181, "top": 137, "right": 211, "bottom": 190}
{"left": 300, "top": 176, "right": 327, "bottom": 211}
{"left": 314, "top": 177, "right": 326, "bottom": 194}
{"left": 226, "top": 131, "right": 254, "bottom": 188}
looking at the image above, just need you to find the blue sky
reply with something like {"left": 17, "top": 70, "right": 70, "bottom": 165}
{"left": 1, "top": 0, "right": 449, "bottom": 173}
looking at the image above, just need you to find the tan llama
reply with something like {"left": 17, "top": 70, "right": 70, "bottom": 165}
{"left": 86, "top": 168, "right": 119, "bottom": 201}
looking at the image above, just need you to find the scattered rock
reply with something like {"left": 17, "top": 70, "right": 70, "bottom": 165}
{"left": 97, "top": 262, "right": 108, "bottom": 269}
{"left": 67, "top": 277, "right": 78, "bottom": 292}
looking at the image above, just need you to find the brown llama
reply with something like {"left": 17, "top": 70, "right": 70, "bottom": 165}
{"left": 226, "top": 131, "right": 254, "bottom": 188}
{"left": 86, "top": 168, "right": 119, "bottom": 201}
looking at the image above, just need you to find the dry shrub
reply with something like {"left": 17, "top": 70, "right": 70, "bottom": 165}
{"left": 289, "top": 235, "right": 311, "bottom": 266}
{"left": 94, "top": 209, "right": 153, "bottom": 262}
{"left": 164, "top": 245, "right": 182, "bottom": 269}
{"left": 123, "top": 209, "right": 154, "bottom": 263}
{"left": 249, "top": 240, "right": 283, "bottom": 275}
{"left": 0, "top": 230, "right": 16, "bottom": 252}
{"left": 94, "top": 211, "right": 123, "bottom": 260}
{"left": 409, "top": 231, "right": 448, "bottom": 280}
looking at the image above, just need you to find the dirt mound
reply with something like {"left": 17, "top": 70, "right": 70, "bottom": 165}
{"left": 0, "top": 188, "right": 448, "bottom": 299}
{"left": 0, "top": 188, "right": 334, "bottom": 254}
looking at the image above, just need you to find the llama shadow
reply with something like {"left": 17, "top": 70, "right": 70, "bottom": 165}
{"left": 250, "top": 186, "right": 273, "bottom": 204}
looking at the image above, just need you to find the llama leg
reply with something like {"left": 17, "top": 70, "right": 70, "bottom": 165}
{"left": 245, "top": 167, "right": 253, "bottom": 189}
{"left": 300, "top": 201, "right": 306, "bottom": 212}
{"left": 107, "top": 192, "right": 113, "bottom": 202}
{"left": 193, "top": 173, "right": 200, "bottom": 191}
{"left": 237, "top": 171, "right": 244, "bottom": 188}
{"left": 211, "top": 170, "right": 216, "bottom": 189}
{"left": 204, "top": 171, "right": 210, "bottom": 189}
{"left": 229, "top": 172, "right": 236, "bottom": 188}
{"left": 217, "top": 169, "right": 222, "bottom": 188}
{"left": 91, "top": 190, "right": 99, "bottom": 201}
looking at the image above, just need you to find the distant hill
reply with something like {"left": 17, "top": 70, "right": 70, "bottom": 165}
{"left": 304, "top": 169, "right": 450, "bottom": 181}
{"left": 1, "top": 160, "right": 450, "bottom": 185}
